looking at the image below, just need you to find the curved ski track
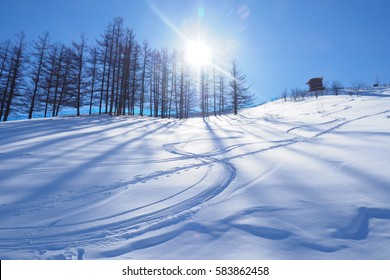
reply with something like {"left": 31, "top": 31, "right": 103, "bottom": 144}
{"left": 0, "top": 123, "right": 238, "bottom": 258}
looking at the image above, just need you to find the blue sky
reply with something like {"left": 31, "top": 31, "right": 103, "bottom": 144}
{"left": 1, "top": 0, "right": 390, "bottom": 102}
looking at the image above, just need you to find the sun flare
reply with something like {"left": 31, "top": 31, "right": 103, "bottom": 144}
{"left": 185, "top": 40, "right": 211, "bottom": 68}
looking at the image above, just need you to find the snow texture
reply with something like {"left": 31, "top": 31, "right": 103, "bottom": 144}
{"left": 1, "top": 88, "right": 390, "bottom": 260}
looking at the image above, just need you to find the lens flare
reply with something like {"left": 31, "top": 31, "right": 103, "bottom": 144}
{"left": 185, "top": 40, "right": 211, "bottom": 68}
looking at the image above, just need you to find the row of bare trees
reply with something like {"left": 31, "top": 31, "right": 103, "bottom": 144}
{"left": 0, "top": 17, "right": 252, "bottom": 122}
{"left": 280, "top": 80, "right": 371, "bottom": 102}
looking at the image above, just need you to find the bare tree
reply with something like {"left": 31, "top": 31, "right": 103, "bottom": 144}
{"left": 0, "top": 41, "right": 13, "bottom": 121}
{"left": 167, "top": 49, "right": 176, "bottom": 118}
{"left": 212, "top": 62, "right": 218, "bottom": 116}
{"left": 139, "top": 40, "right": 150, "bottom": 116}
{"left": 113, "top": 39, "right": 123, "bottom": 115}
{"left": 281, "top": 88, "right": 288, "bottom": 102}
{"left": 218, "top": 70, "right": 227, "bottom": 115}
{"left": 43, "top": 44, "right": 58, "bottom": 117}
{"left": 322, "top": 80, "right": 329, "bottom": 96}
{"left": 129, "top": 40, "right": 140, "bottom": 115}
{"left": 299, "top": 88, "right": 306, "bottom": 100}
{"left": 0, "top": 40, "right": 12, "bottom": 120}
{"left": 331, "top": 81, "right": 343, "bottom": 96}
{"left": 51, "top": 44, "right": 65, "bottom": 117}
{"left": 0, "top": 40, "right": 11, "bottom": 87}
{"left": 351, "top": 80, "right": 365, "bottom": 97}
{"left": 88, "top": 47, "right": 98, "bottom": 115}
{"left": 184, "top": 72, "right": 196, "bottom": 118}
{"left": 102, "top": 19, "right": 118, "bottom": 114}
{"left": 55, "top": 47, "right": 72, "bottom": 116}
{"left": 179, "top": 52, "right": 187, "bottom": 119}
{"left": 151, "top": 49, "right": 161, "bottom": 117}
{"left": 71, "top": 34, "right": 88, "bottom": 116}
{"left": 229, "top": 60, "right": 252, "bottom": 115}
{"left": 204, "top": 67, "right": 210, "bottom": 117}
{"left": 108, "top": 18, "right": 123, "bottom": 115}
{"left": 2, "top": 32, "right": 26, "bottom": 122}
{"left": 96, "top": 30, "right": 110, "bottom": 114}
{"left": 116, "top": 29, "right": 129, "bottom": 115}
{"left": 28, "top": 32, "right": 50, "bottom": 119}
{"left": 290, "top": 88, "right": 300, "bottom": 101}
{"left": 160, "top": 48, "right": 170, "bottom": 118}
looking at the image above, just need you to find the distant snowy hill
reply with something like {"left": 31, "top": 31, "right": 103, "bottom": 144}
{"left": 1, "top": 87, "right": 390, "bottom": 260}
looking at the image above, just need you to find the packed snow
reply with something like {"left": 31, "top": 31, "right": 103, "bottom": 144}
{"left": 1, "top": 88, "right": 390, "bottom": 260}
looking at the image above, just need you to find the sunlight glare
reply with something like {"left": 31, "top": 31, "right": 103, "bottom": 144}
{"left": 185, "top": 40, "right": 211, "bottom": 68}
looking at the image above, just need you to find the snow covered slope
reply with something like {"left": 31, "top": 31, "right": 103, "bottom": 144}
{"left": 1, "top": 88, "right": 390, "bottom": 260}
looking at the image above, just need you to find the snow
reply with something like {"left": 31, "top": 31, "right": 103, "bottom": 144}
{"left": 1, "top": 88, "right": 390, "bottom": 260}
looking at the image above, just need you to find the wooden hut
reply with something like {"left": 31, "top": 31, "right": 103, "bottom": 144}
{"left": 306, "top": 77, "right": 324, "bottom": 92}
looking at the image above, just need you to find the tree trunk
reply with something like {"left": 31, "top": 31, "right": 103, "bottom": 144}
{"left": 28, "top": 32, "right": 49, "bottom": 119}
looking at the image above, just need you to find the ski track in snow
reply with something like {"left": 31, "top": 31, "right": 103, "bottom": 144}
{"left": 1, "top": 91, "right": 390, "bottom": 259}
{"left": 0, "top": 116, "right": 239, "bottom": 259}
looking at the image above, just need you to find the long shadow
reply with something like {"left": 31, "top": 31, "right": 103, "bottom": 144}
{"left": 0, "top": 116, "right": 178, "bottom": 182}
{"left": 201, "top": 117, "right": 237, "bottom": 158}
{"left": 0, "top": 116, "right": 186, "bottom": 225}
{"left": 282, "top": 139, "right": 390, "bottom": 241}
{"left": 0, "top": 116, "right": 151, "bottom": 151}
{"left": 333, "top": 207, "right": 390, "bottom": 240}
{"left": 0, "top": 115, "right": 130, "bottom": 145}
{"left": 0, "top": 116, "right": 243, "bottom": 255}
{"left": 21, "top": 118, "right": 179, "bottom": 202}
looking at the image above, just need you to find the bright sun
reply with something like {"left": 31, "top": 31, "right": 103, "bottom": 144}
{"left": 185, "top": 40, "right": 211, "bottom": 68}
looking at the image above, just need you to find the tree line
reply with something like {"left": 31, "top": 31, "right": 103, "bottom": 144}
{"left": 280, "top": 80, "right": 374, "bottom": 102}
{"left": 0, "top": 17, "right": 252, "bottom": 122}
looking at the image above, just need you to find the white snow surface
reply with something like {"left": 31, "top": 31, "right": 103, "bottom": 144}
{"left": 1, "top": 88, "right": 390, "bottom": 260}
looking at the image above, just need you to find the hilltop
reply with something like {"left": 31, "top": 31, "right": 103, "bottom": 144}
{"left": 0, "top": 87, "right": 389, "bottom": 259}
